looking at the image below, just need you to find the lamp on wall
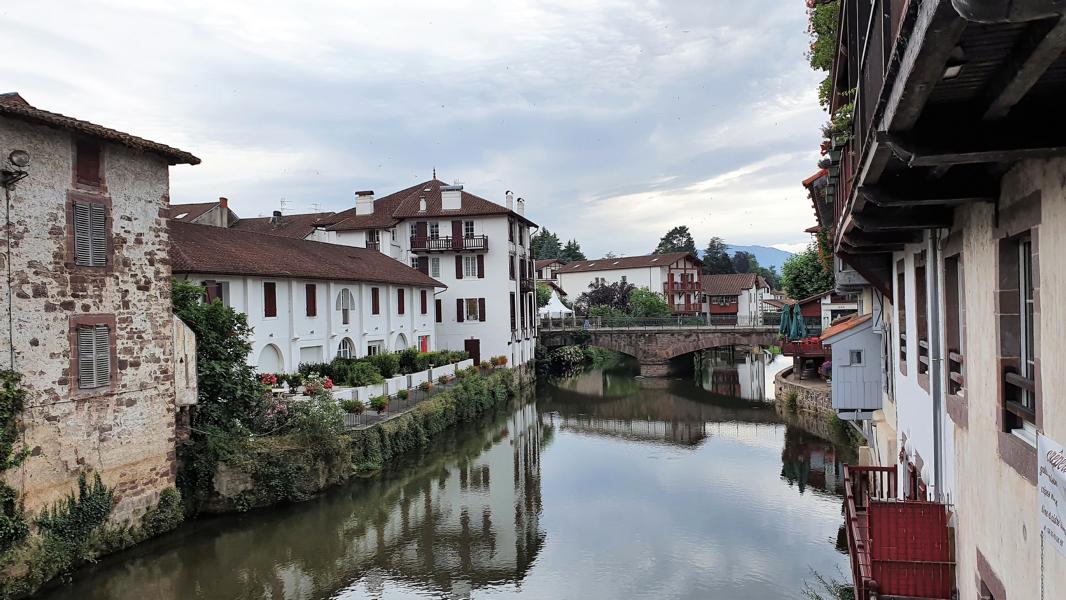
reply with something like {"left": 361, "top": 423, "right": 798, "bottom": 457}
{"left": 1, "top": 149, "right": 30, "bottom": 189}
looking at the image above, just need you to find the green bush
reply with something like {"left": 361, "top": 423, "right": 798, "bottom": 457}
{"left": 785, "top": 390, "right": 799, "bottom": 412}
{"left": 368, "top": 354, "right": 400, "bottom": 378}
{"left": 370, "top": 395, "right": 389, "bottom": 414}
{"left": 397, "top": 389, "right": 409, "bottom": 400}
{"left": 398, "top": 348, "right": 420, "bottom": 374}
{"left": 348, "top": 362, "right": 384, "bottom": 387}
{"left": 33, "top": 472, "right": 113, "bottom": 566}
{"left": 341, "top": 398, "right": 365, "bottom": 414}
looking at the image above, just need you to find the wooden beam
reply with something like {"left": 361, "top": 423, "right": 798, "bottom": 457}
{"left": 846, "top": 230, "right": 923, "bottom": 245}
{"left": 861, "top": 186, "right": 994, "bottom": 207}
{"left": 882, "top": 133, "right": 1066, "bottom": 167}
{"left": 984, "top": 16, "right": 1066, "bottom": 120}
{"left": 853, "top": 213, "right": 951, "bottom": 232}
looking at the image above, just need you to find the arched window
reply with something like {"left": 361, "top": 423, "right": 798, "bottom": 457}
{"left": 257, "top": 344, "right": 284, "bottom": 374}
{"left": 336, "top": 289, "right": 357, "bottom": 324}
{"left": 337, "top": 337, "right": 355, "bottom": 360}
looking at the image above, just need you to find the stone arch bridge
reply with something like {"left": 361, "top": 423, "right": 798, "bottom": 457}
{"left": 539, "top": 324, "right": 778, "bottom": 377}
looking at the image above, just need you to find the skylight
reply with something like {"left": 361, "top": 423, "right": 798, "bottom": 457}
{"left": 175, "top": 212, "right": 188, "bottom": 219}
{"left": 650, "top": 258, "right": 659, "bottom": 262}
{"left": 612, "top": 261, "right": 620, "bottom": 265}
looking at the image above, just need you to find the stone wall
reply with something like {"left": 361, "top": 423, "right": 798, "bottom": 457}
{"left": 774, "top": 367, "right": 832, "bottom": 416}
{"left": 0, "top": 115, "right": 181, "bottom": 522}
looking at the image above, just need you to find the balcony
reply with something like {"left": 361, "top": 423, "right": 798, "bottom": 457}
{"left": 365, "top": 241, "right": 380, "bottom": 251}
{"left": 663, "top": 281, "right": 700, "bottom": 294}
{"left": 844, "top": 466, "right": 954, "bottom": 600}
{"left": 781, "top": 337, "right": 829, "bottom": 358}
{"left": 670, "top": 302, "right": 701, "bottom": 314}
{"left": 410, "top": 235, "right": 488, "bottom": 253}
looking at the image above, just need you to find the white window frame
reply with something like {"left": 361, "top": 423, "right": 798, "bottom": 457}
{"left": 430, "top": 257, "right": 441, "bottom": 278}
{"left": 849, "top": 349, "right": 864, "bottom": 366}
{"left": 465, "top": 298, "right": 480, "bottom": 321}
{"left": 336, "top": 288, "right": 356, "bottom": 325}
{"left": 464, "top": 220, "right": 475, "bottom": 238}
{"left": 337, "top": 337, "right": 355, "bottom": 359}
{"left": 429, "top": 222, "right": 440, "bottom": 239}
{"left": 463, "top": 256, "right": 478, "bottom": 277}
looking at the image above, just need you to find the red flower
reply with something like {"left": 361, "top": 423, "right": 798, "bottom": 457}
{"left": 324, "top": 378, "right": 334, "bottom": 389}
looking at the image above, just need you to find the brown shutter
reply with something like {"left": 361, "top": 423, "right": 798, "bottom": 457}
{"left": 415, "top": 221, "right": 428, "bottom": 237}
{"left": 264, "top": 282, "right": 277, "bottom": 317}
{"left": 452, "top": 220, "right": 463, "bottom": 249}
{"left": 436, "top": 299, "right": 443, "bottom": 323}
{"left": 456, "top": 298, "right": 464, "bottom": 322}
{"left": 371, "top": 287, "right": 380, "bottom": 314}
{"left": 520, "top": 258, "right": 527, "bottom": 279}
{"left": 417, "top": 256, "right": 429, "bottom": 274}
{"left": 455, "top": 255, "right": 463, "bottom": 279}
{"left": 397, "top": 288, "right": 405, "bottom": 315}
{"left": 306, "top": 284, "right": 317, "bottom": 317}
{"left": 478, "top": 298, "right": 486, "bottom": 322}
{"left": 476, "top": 254, "right": 485, "bottom": 278}
{"left": 510, "top": 293, "right": 516, "bottom": 330}
{"left": 75, "top": 140, "right": 102, "bottom": 186}
{"left": 420, "top": 290, "right": 428, "bottom": 314}
{"left": 509, "top": 256, "right": 515, "bottom": 280}
{"left": 202, "top": 280, "right": 218, "bottom": 303}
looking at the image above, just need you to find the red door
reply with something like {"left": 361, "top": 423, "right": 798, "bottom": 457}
{"left": 464, "top": 339, "right": 481, "bottom": 364}
{"left": 419, "top": 335, "right": 429, "bottom": 352}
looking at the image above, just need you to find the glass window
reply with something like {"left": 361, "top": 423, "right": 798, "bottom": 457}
{"left": 1019, "top": 237, "right": 1035, "bottom": 429}
{"left": 430, "top": 257, "right": 441, "bottom": 278}
{"left": 429, "top": 222, "right": 439, "bottom": 239}
{"left": 337, "top": 338, "right": 355, "bottom": 359}
{"left": 464, "top": 256, "right": 478, "bottom": 277}
{"left": 849, "top": 350, "right": 863, "bottom": 365}
{"left": 465, "top": 298, "right": 480, "bottom": 321}
{"left": 464, "top": 221, "right": 475, "bottom": 238}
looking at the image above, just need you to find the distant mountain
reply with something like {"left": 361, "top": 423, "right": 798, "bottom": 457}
{"left": 725, "top": 245, "right": 794, "bottom": 273}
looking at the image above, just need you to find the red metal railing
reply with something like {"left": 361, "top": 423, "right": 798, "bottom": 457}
{"left": 781, "top": 337, "right": 828, "bottom": 357}
{"left": 844, "top": 465, "right": 954, "bottom": 600}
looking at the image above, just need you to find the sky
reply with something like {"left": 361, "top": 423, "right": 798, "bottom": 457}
{"left": 1, "top": 0, "right": 825, "bottom": 258}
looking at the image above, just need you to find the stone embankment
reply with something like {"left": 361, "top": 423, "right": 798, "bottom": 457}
{"left": 774, "top": 366, "right": 832, "bottom": 415}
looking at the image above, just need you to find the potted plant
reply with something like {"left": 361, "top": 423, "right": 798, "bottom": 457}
{"left": 370, "top": 395, "right": 389, "bottom": 414}
{"left": 397, "top": 389, "right": 409, "bottom": 400}
{"left": 341, "top": 398, "right": 365, "bottom": 415}
{"left": 480, "top": 360, "right": 492, "bottom": 370}
{"left": 419, "top": 381, "right": 433, "bottom": 392}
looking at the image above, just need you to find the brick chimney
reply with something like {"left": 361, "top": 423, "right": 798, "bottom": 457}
{"left": 219, "top": 197, "right": 229, "bottom": 226}
{"left": 441, "top": 185, "right": 462, "bottom": 211}
{"left": 355, "top": 190, "right": 375, "bottom": 216}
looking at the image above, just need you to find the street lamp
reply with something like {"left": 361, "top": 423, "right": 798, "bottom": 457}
{"left": 1, "top": 150, "right": 30, "bottom": 189}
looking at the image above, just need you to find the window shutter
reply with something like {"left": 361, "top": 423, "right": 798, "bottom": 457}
{"left": 371, "top": 287, "right": 380, "bottom": 314}
{"left": 509, "top": 256, "right": 515, "bottom": 280}
{"left": 306, "top": 284, "right": 317, "bottom": 317}
{"left": 90, "top": 203, "right": 107, "bottom": 266}
{"left": 456, "top": 298, "right": 464, "bottom": 322}
{"left": 520, "top": 258, "right": 527, "bottom": 279}
{"left": 478, "top": 298, "right": 486, "bottom": 322}
{"left": 420, "top": 290, "right": 428, "bottom": 314}
{"left": 75, "top": 141, "right": 102, "bottom": 186}
{"left": 77, "top": 327, "right": 96, "bottom": 389}
{"left": 451, "top": 220, "right": 463, "bottom": 249}
{"left": 94, "top": 325, "right": 110, "bottom": 386}
{"left": 417, "top": 256, "right": 429, "bottom": 275}
{"left": 510, "top": 293, "right": 516, "bottom": 330}
{"left": 74, "top": 202, "right": 91, "bottom": 266}
{"left": 436, "top": 299, "right": 443, "bottom": 323}
{"left": 398, "top": 288, "right": 405, "bottom": 315}
{"left": 264, "top": 282, "right": 277, "bottom": 317}
{"left": 476, "top": 254, "right": 485, "bottom": 278}
{"left": 455, "top": 255, "right": 463, "bottom": 279}
{"left": 415, "top": 221, "right": 427, "bottom": 238}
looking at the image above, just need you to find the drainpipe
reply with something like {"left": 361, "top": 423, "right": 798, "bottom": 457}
{"left": 929, "top": 230, "right": 945, "bottom": 501}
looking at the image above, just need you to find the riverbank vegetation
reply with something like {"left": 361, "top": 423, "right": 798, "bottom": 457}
{"left": 291, "top": 349, "right": 469, "bottom": 388}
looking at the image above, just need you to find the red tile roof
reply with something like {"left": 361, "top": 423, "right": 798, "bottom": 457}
{"left": 557, "top": 252, "right": 700, "bottom": 274}
{"left": 326, "top": 179, "right": 536, "bottom": 231}
{"left": 0, "top": 93, "right": 200, "bottom": 165}
{"left": 169, "top": 221, "right": 443, "bottom": 287}
{"left": 820, "top": 314, "right": 872, "bottom": 341}
{"left": 231, "top": 212, "right": 335, "bottom": 239}
{"left": 535, "top": 259, "right": 564, "bottom": 270}
{"left": 166, "top": 202, "right": 220, "bottom": 222}
{"left": 701, "top": 273, "right": 765, "bottom": 296}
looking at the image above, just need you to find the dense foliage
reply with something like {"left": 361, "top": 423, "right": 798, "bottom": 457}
{"left": 297, "top": 349, "right": 468, "bottom": 387}
{"left": 807, "top": 0, "right": 840, "bottom": 108}
{"left": 560, "top": 239, "right": 586, "bottom": 262}
{"left": 627, "top": 288, "right": 672, "bottom": 317}
{"left": 781, "top": 244, "right": 835, "bottom": 300}
{"left": 0, "top": 371, "right": 28, "bottom": 557}
{"left": 576, "top": 281, "right": 635, "bottom": 313}
{"left": 653, "top": 225, "right": 697, "bottom": 255}
{"left": 530, "top": 228, "right": 563, "bottom": 260}
{"left": 536, "top": 283, "right": 553, "bottom": 308}
{"left": 702, "top": 236, "right": 734, "bottom": 274}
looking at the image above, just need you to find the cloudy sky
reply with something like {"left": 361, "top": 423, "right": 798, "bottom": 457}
{"left": 2, "top": 0, "right": 825, "bottom": 257}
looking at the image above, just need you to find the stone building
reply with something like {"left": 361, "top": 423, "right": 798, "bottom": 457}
{"left": 0, "top": 93, "right": 199, "bottom": 521}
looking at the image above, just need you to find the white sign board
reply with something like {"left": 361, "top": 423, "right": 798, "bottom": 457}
{"left": 1038, "top": 434, "right": 1066, "bottom": 559}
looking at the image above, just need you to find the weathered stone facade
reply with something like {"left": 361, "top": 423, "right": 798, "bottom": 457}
{"left": 774, "top": 367, "right": 832, "bottom": 416}
{"left": 0, "top": 114, "right": 187, "bottom": 522}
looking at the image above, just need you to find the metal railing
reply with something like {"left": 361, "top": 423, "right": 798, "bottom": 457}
{"left": 410, "top": 235, "right": 488, "bottom": 252}
{"left": 539, "top": 314, "right": 778, "bottom": 331}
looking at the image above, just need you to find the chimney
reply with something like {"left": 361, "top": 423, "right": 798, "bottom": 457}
{"left": 516, "top": 197, "right": 525, "bottom": 216}
{"left": 505, "top": 190, "right": 514, "bottom": 210}
{"left": 355, "top": 190, "right": 375, "bottom": 216}
{"left": 219, "top": 197, "right": 230, "bottom": 227}
{"left": 271, "top": 210, "right": 282, "bottom": 225}
{"left": 441, "top": 184, "right": 463, "bottom": 211}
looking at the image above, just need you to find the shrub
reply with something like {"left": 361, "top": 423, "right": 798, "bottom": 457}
{"left": 397, "top": 389, "right": 409, "bottom": 400}
{"left": 348, "top": 362, "right": 385, "bottom": 387}
{"left": 368, "top": 353, "right": 400, "bottom": 378}
{"left": 370, "top": 395, "right": 389, "bottom": 414}
{"left": 341, "top": 399, "right": 365, "bottom": 415}
{"left": 493, "top": 356, "right": 508, "bottom": 366}
{"left": 419, "top": 381, "right": 433, "bottom": 392}
{"left": 298, "top": 361, "right": 335, "bottom": 379}
{"left": 398, "top": 348, "right": 420, "bottom": 374}
{"left": 480, "top": 361, "right": 492, "bottom": 370}
{"left": 785, "top": 390, "right": 799, "bottom": 412}
{"left": 438, "top": 375, "right": 450, "bottom": 385}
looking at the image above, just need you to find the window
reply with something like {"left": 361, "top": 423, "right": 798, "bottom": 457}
{"left": 305, "top": 284, "right": 317, "bottom": 317}
{"left": 1014, "top": 236, "right": 1037, "bottom": 440}
{"left": 371, "top": 287, "right": 380, "bottom": 315}
{"left": 464, "top": 220, "right": 475, "bottom": 238}
{"left": 915, "top": 251, "right": 930, "bottom": 379}
{"left": 202, "top": 280, "right": 229, "bottom": 306}
{"left": 509, "top": 218, "right": 515, "bottom": 242}
{"left": 430, "top": 257, "right": 441, "bottom": 278}
{"left": 336, "top": 289, "right": 356, "bottom": 325}
{"left": 419, "top": 335, "right": 430, "bottom": 352}
{"left": 435, "top": 298, "right": 442, "bottom": 323}
{"left": 463, "top": 256, "right": 478, "bottom": 278}
{"left": 420, "top": 290, "right": 428, "bottom": 314}
{"left": 509, "top": 255, "right": 516, "bottom": 280}
{"left": 510, "top": 292, "right": 516, "bottom": 330}
{"left": 337, "top": 338, "right": 355, "bottom": 359}
{"left": 367, "top": 342, "right": 383, "bottom": 356}
{"left": 896, "top": 260, "right": 907, "bottom": 373}
{"left": 429, "top": 222, "right": 439, "bottom": 239}
{"left": 849, "top": 350, "right": 864, "bottom": 366}
{"left": 77, "top": 324, "right": 110, "bottom": 389}
{"left": 944, "top": 254, "right": 965, "bottom": 396}
{"left": 465, "top": 298, "right": 480, "bottom": 321}
{"left": 410, "top": 257, "right": 419, "bottom": 270}
{"left": 75, "top": 140, "right": 102, "bottom": 187}
{"left": 264, "top": 282, "right": 277, "bottom": 318}
{"left": 397, "top": 288, "right": 405, "bottom": 315}
{"left": 73, "top": 200, "right": 107, "bottom": 267}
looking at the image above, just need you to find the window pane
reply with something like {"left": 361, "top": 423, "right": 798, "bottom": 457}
{"left": 430, "top": 258, "right": 440, "bottom": 278}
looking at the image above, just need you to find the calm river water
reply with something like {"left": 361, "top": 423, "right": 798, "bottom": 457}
{"left": 43, "top": 352, "right": 850, "bottom": 600}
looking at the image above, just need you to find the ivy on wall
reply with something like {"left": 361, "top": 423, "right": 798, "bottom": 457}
{"left": 0, "top": 370, "right": 29, "bottom": 558}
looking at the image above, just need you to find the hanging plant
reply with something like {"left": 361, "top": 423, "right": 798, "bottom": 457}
{"left": 815, "top": 226, "right": 836, "bottom": 275}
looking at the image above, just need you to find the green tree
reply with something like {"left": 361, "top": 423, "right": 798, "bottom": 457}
{"left": 807, "top": 0, "right": 840, "bottom": 108}
{"left": 536, "top": 283, "right": 553, "bottom": 309}
{"left": 732, "top": 251, "right": 755, "bottom": 273}
{"left": 560, "top": 239, "right": 586, "bottom": 262}
{"left": 781, "top": 244, "right": 835, "bottom": 300}
{"left": 531, "top": 228, "right": 562, "bottom": 260}
{"left": 628, "top": 288, "right": 672, "bottom": 317}
{"left": 654, "top": 225, "right": 697, "bottom": 255}
{"left": 702, "top": 237, "right": 735, "bottom": 275}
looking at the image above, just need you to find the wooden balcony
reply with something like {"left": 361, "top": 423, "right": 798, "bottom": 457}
{"left": 781, "top": 337, "right": 829, "bottom": 358}
{"left": 844, "top": 465, "right": 954, "bottom": 600}
{"left": 365, "top": 241, "right": 380, "bottom": 251}
{"left": 663, "top": 281, "right": 700, "bottom": 293}
{"left": 410, "top": 235, "right": 488, "bottom": 253}
{"left": 670, "top": 302, "right": 701, "bottom": 314}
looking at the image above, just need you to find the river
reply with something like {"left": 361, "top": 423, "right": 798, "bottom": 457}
{"left": 43, "top": 352, "right": 850, "bottom": 600}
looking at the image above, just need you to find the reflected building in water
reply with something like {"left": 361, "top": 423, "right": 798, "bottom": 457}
{"left": 697, "top": 346, "right": 768, "bottom": 401}
{"left": 780, "top": 426, "right": 845, "bottom": 495}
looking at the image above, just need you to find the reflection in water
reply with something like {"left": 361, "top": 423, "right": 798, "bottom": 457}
{"left": 46, "top": 358, "right": 849, "bottom": 600}
{"left": 697, "top": 346, "right": 789, "bottom": 401}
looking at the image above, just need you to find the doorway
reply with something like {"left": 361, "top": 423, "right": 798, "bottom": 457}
{"left": 464, "top": 338, "right": 481, "bottom": 364}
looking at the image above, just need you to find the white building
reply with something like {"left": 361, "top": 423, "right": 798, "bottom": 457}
{"left": 700, "top": 273, "right": 770, "bottom": 324}
{"left": 170, "top": 220, "right": 443, "bottom": 374}
{"left": 555, "top": 253, "right": 703, "bottom": 314}
{"left": 535, "top": 258, "right": 564, "bottom": 281}
{"left": 306, "top": 179, "right": 537, "bottom": 366}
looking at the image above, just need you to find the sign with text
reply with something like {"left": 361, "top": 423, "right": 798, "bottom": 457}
{"left": 1039, "top": 434, "right": 1066, "bottom": 559}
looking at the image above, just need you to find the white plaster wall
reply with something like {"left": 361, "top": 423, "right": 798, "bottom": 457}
{"left": 556, "top": 266, "right": 661, "bottom": 298}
